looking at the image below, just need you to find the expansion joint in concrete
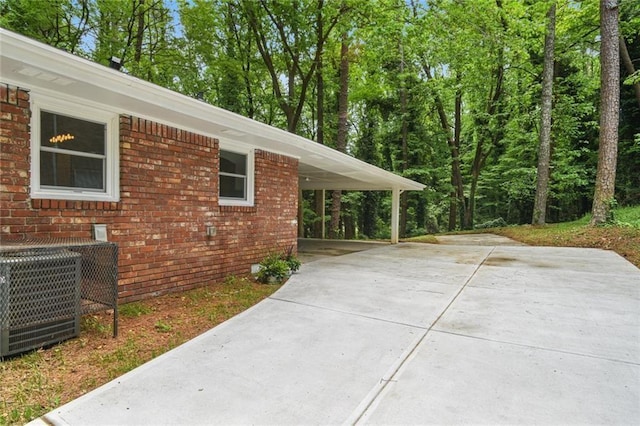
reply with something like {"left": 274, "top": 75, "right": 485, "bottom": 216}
{"left": 350, "top": 247, "right": 497, "bottom": 424}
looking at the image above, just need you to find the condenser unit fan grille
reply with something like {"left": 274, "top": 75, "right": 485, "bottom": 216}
{"left": 0, "top": 250, "right": 81, "bottom": 357}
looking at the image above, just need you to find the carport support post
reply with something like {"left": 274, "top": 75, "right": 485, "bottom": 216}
{"left": 321, "top": 189, "right": 326, "bottom": 239}
{"left": 298, "top": 188, "right": 304, "bottom": 237}
{"left": 391, "top": 188, "right": 401, "bottom": 244}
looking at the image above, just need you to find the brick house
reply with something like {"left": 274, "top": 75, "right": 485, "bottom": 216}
{"left": 0, "top": 30, "right": 424, "bottom": 302}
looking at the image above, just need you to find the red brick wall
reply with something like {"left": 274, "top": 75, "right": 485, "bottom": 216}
{"left": 0, "top": 85, "right": 31, "bottom": 233}
{"left": 0, "top": 83, "right": 299, "bottom": 302}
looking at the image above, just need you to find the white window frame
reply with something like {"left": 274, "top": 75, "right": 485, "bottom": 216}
{"left": 218, "top": 143, "right": 254, "bottom": 207}
{"left": 30, "top": 94, "right": 120, "bottom": 202}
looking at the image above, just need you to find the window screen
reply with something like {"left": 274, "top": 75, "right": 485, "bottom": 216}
{"left": 39, "top": 111, "right": 106, "bottom": 191}
{"left": 219, "top": 150, "right": 247, "bottom": 199}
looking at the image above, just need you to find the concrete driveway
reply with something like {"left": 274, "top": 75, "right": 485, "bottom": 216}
{"left": 35, "top": 238, "right": 640, "bottom": 425}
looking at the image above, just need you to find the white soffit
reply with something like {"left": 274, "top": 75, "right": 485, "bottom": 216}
{"left": 0, "top": 29, "right": 425, "bottom": 192}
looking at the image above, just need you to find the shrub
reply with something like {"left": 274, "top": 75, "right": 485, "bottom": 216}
{"left": 256, "top": 253, "right": 290, "bottom": 284}
{"left": 282, "top": 245, "right": 301, "bottom": 272}
{"left": 475, "top": 217, "right": 508, "bottom": 229}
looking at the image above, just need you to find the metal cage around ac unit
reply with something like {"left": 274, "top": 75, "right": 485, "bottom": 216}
{"left": 0, "top": 239, "right": 118, "bottom": 357}
{"left": 0, "top": 249, "right": 82, "bottom": 357}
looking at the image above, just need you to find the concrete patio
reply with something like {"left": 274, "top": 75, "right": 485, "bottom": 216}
{"left": 33, "top": 236, "right": 640, "bottom": 425}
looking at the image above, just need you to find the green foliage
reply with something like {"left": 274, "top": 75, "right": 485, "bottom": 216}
{"left": 255, "top": 245, "right": 302, "bottom": 284}
{"left": 255, "top": 253, "right": 290, "bottom": 284}
{"left": 475, "top": 217, "right": 508, "bottom": 230}
{"left": 281, "top": 244, "right": 302, "bottom": 272}
{"left": 223, "top": 275, "right": 239, "bottom": 286}
{"left": 81, "top": 315, "right": 111, "bottom": 337}
{"left": 97, "top": 337, "right": 144, "bottom": 378}
{"left": 119, "top": 302, "right": 153, "bottom": 318}
{"left": 0, "top": 0, "right": 91, "bottom": 54}
{"left": 612, "top": 205, "right": 640, "bottom": 228}
{"left": 154, "top": 320, "right": 172, "bottom": 333}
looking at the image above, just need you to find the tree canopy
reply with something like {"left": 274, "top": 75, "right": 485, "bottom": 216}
{"left": 2, "top": 0, "right": 638, "bottom": 237}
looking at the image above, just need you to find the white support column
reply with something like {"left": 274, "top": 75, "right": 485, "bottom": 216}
{"left": 298, "top": 188, "right": 304, "bottom": 237}
{"left": 321, "top": 189, "right": 326, "bottom": 239}
{"left": 391, "top": 188, "right": 401, "bottom": 244}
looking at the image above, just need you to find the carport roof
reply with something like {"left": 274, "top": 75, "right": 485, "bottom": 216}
{"left": 0, "top": 29, "right": 425, "bottom": 193}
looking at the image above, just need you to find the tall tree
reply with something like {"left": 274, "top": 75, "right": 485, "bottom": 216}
{"left": 92, "top": 0, "right": 176, "bottom": 84}
{"left": 619, "top": 36, "right": 640, "bottom": 108}
{"left": 329, "top": 33, "right": 350, "bottom": 238}
{"left": 616, "top": 0, "right": 640, "bottom": 206}
{"left": 591, "top": 0, "right": 620, "bottom": 225}
{"left": 532, "top": 2, "right": 556, "bottom": 225}
{"left": 463, "top": 0, "right": 508, "bottom": 229}
{"left": 178, "top": 0, "right": 269, "bottom": 118}
{"left": 0, "top": 0, "right": 91, "bottom": 54}
{"left": 242, "top": 0, "right": 343, "bottom": 133}
{"left": 313, "top": 0, "right": 326, "bottom": 239}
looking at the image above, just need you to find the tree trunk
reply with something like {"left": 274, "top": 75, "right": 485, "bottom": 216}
{"left": 463, "top": 0, "right": 507, "bottom": 230}
{"left": 591, "top": 0, "right": 620, "bottom": 225}
{"left": 329, "top": 33, "right": 349, "bottom": 239}
{"left": 448, "top": 185, "right": 457, "bottom": 231}
{"left": 344, "top": 206, "right": 355, "bottom": 239}
{"left": 360, "top": 114, "right": 378, "bottom": 238}
{"left": 399, "top": 41, "right": 409, "bottom": 237}
{"left": 465, "top": 170, "right": 479, "bottom": 229}
{"left": 329, "top": 190, "right": 342, "bottom": 239}
{"left": 532, "top": 2, "right": 556, "bottom": 225}
{"left": 133, "top": 0, "right": 145, "bottom": 64}
{"left": 451, "top": 80, "right": 464, "bottom": 230}
{"left": 313, "top": 1, "right": 325, "bottom": 238}
{"left": 619, "top": 36, "right": 640, "bottom": 109}
{"left": 312, "top": 192, "right": 324, "bottom": 238}
{"left": 424, "top": 62, "right": 465, "bottom": 231}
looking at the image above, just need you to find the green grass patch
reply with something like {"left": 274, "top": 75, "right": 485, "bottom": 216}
{"left": 119, "top": 302, "right": 153, "bottom": 317}
{"left": 611, "top": 205, "right": 640, "bottom": 228}
{"left": 154, "top": 320, "right": 172, "bottom": 333}
{"left": 0, "top": 350, "right": 63, "bottom": 425}
{"left": 492, "top": 206, "right": 639, "bottom": 267}
{"left": 80, "top": 315, "right": 112, "bottom": 337}
{"left": 95, "top": 337, "right": 145, "bottom": 379}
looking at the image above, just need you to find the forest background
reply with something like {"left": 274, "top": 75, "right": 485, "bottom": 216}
{"left": 1, "top": 0, "right": 638, "bottom": 239}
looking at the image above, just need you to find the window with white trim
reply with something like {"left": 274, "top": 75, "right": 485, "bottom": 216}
{"left": 219, "top": 148, "right": 254, "bottom": 206}
{"left": 31, "top": 95, "right": 119, "bottom": 201}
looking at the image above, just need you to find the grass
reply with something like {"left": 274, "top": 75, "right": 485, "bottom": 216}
{"left": 407, "top": 205, "right": 640, "bottom": 268}
{"left": 0, "top": 277, "right": 281, "bottom": 426}
{"left": 119, "top": 302, "right": 153, "bottom": 318}
{"left": 612, "top": 205, "right": 640, "bottom": 228}
{"left": 491, "top": 206, "right": 640, "bottom": 268}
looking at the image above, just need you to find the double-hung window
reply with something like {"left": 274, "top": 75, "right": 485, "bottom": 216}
{"left": 219, "top": 147, "right": 254, "bottom": 206}
{"left": 31, "top": 95, "right": 119, "bottom": 201}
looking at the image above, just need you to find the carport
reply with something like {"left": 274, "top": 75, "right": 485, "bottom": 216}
{"left": 296, "top": 158, "right": 425, "bottom": 243}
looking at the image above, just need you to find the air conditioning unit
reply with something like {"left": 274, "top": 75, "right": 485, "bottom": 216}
{"left": 0, "top": 249, "right": 81, "bottom": 357}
